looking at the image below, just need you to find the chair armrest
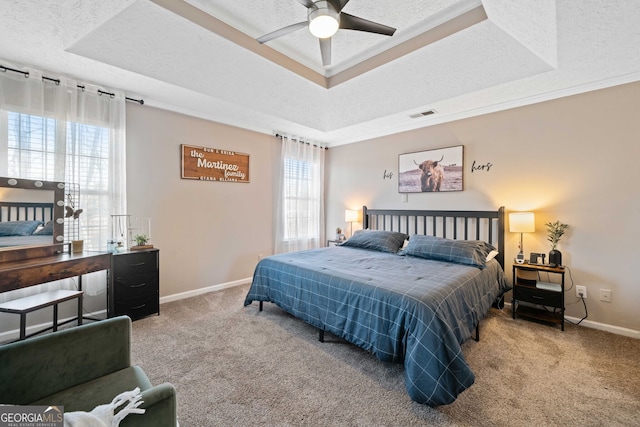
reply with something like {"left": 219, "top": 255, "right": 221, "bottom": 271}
{"left": 120, "top": 383, "right": 177, "bottom": 427}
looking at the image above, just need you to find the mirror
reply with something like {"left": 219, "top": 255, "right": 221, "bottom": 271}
{"left": 0, "top": 177, "right": 65, "bottom": 251}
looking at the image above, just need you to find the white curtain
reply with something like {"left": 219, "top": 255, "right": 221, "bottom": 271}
{"left": 0, "top": 63, "right": 126, "bottom": 299}
{"left": 275, "top": 135, "right": 325, "bottom": 253}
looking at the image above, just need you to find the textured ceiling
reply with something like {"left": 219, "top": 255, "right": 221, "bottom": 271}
{"left": 0, "top": 0, "right": 639, "bottom": 147}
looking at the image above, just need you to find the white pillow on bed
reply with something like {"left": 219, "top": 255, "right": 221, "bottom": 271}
{"left": 486, "top": 250, "right": 499, "bottom": 262}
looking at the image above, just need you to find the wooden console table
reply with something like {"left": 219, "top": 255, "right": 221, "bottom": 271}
{"left": 0, "top": 251, "right": 111, "bottom": 294}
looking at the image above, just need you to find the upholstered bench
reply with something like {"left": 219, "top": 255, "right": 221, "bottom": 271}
{"left": 0, "top": 289, "right": 83, "bottom": 340}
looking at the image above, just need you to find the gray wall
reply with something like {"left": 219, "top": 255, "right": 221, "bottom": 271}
{"left": 126, "top": 105, "right": 279, "bottom": 299}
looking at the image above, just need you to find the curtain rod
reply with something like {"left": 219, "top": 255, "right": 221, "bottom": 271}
{"left": 0, "top": 64, "right": 144, "bottom": 105}
{"left": 275, "top": 133, "right": 327, "bottom": 150}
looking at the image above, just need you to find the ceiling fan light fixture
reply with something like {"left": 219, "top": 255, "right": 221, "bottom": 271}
{"left": 308, "top": 2, "right": 340, "bottom": 39}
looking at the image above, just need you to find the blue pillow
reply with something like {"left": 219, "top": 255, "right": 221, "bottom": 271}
{"left": 402, "top": 234, "right": 495, "bottom": 268}
{"left": 0, "top": 220, "right": 42, "bottom": 236}
{"left": 35, "top": 220, "right": 54, "bottom": 235}
{"left": 339, "top": 229, "right": 408, "bottom": 253}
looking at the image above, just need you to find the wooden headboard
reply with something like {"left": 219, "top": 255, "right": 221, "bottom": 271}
{"left": 0, "top": 202, "right": 54, "bottom": 224}
{"left": 362, "top": 206, "right": 505, "bottom": 268}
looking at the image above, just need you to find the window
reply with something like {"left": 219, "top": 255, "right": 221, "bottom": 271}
{"left": 6, "top": 111, "right": 112, "bottom": 250}
{"left": 283, "top": 157, "right": 316, "bottom": 240}
{"left": 276, "top": 136, "right": 325, "bottom": 253}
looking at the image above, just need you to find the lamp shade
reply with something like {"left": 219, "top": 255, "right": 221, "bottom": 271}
{"left": 509, "top": 212, "right": 535, "bottom": 233}
{"left": 345, "top": 209, "right": 358, "bottom": 222}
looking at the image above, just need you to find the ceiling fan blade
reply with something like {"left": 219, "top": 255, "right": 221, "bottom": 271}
{"left": 339, "top": 12, "right": 396, "bottom": 36}
{"left": 327, "top": 0, "right": 350, "bottom": 13}
{"left": 297, "top": 0, "right": 318, "bottom": 9}
{"left": 319, "top": 38, "right": 332, "bottom": 66}
{"left": 256, "top": 21, "right": 308, "bottom": 44}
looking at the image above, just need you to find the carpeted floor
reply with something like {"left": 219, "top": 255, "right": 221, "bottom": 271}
{"left": 130, "top": 284, "right": 640, "bottom": 426}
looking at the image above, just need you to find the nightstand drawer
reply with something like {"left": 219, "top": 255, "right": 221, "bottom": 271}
{"left": 114, "top": 273, "right": 158, "bottom": 299}
{"left": 113, "top": 251, "right": 157, "bottom": 277}
{"left": 514, "top": 285, "right": 562, "bottom": 307}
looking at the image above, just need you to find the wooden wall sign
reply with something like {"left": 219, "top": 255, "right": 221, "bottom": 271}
{"left": 181, "top": 144, "right": 250, "bottom": 183}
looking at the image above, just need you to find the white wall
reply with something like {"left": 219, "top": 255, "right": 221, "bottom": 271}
{"left": 326, "top": 82, "right": 640, "bottom": 332}
{"left": 126, "top": 105, "right": 279, "bottom": 299}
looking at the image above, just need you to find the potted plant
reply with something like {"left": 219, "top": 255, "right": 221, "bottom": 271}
{"left": 546, "top": 220, "right": 569, "bottom": 267}
{"left": 131, "top": 234, "right": 151, "bottom": 250}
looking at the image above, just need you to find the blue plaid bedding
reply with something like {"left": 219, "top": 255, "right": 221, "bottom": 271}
{"left": 244, "top": 246, "right": 511, "bottom": 406}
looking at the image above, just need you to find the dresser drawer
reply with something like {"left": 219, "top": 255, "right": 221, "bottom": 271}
{"left": 113, "top": 273, "right": 158, "bottom": 299}
{"left": 113, "top": 251, "right": 157, "bottom": 277}
{"left": 114, "top": 293, "right": 159, "bottom": 320}
{"left": 514, "top": 285, "right": 562, "bottom": 308}
{"left": 108, "top": 249, "right": 160, "bottom": 320}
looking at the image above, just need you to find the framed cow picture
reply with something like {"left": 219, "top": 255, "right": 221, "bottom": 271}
{"left": 398, "top": 145, "right": 463, "bottom": 193}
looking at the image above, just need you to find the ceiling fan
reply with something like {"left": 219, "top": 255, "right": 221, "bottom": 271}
{"left": 256, "top": 0, "right": 396, "bottom": 66}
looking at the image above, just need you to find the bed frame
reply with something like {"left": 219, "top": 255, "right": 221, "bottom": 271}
{"left": 259, "top": 206, "right": 506, "bottom": 343}
{"left": 0, "top": 201, "right": 54, "bottom": 224}
{"left": 362, "top": 206, "right": 505, "bottom": 269}
{"left": 356, "top": 205, "right": 507, "bottom": 343}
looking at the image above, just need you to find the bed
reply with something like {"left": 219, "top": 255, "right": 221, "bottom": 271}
{"left": 244, "top": 206, "right": 511, "bottom": 406}
{"left": 0, "top": 201, "right": 54, "bottom": 248}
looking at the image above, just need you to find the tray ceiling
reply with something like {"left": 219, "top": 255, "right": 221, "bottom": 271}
{"left": 0, "top": 0, "right": 638, "bottom": 146}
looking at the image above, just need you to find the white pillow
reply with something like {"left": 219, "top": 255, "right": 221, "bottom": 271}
{"left": 485, "top": 250, "right": 499, "bottom": 262}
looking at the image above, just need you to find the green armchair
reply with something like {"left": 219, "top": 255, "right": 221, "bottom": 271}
{"left": 0, "top": 316, "right": 177, "bottom": 426}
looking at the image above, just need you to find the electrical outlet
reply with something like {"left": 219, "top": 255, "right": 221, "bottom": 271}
{"left": 600, "top": 289, "right": 612, "bottom": 303}
{"left": 576, "top": 285, "right": 587, "bottom": 299}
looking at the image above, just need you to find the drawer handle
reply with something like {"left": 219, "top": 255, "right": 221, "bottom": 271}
{"left": 532, "top": 295, "right": 545, "bottom": 300}
{"left": 131, "top": 304, "right": 146, "bottom": 310}
{"left": 131, "top": 283, "right": 147, "bottom": 288}
{"left": 130, "top": 262, "right": 146, "bottom": 267}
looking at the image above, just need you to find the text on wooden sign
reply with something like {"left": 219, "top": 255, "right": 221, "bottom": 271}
{"left": 181, "top": 144, "right": 250, "bottom": 182}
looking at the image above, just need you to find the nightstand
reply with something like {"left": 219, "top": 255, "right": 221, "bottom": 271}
{"left": 512, "top": 263, "right": 566, "bottom": 330}
{"left": 327, "top": 239, "right": 342, "bottom": 246}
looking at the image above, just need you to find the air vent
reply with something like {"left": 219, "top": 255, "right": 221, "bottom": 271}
{"left": 409, "top": 109, "right": 437, "bottom": 119}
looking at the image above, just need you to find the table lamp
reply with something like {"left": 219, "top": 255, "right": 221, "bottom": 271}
{"left": 509, "top": 212, "right": 535, "bottom": 264}
{"left": 345, "top": 209, "right": 358, "bottom": 238}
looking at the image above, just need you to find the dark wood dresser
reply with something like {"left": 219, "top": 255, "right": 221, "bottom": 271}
{"left": 108, "top": 248, "right": 159, "bottom": 320}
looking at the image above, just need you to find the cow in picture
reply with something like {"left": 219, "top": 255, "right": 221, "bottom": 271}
{"left": 414, "top": 155, "right": 444, "bottom": 192}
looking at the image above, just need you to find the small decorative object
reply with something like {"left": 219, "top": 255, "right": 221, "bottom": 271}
{"left": 65, "top": 190, "right": 83, "bottom": 252}
{"left": 134, "top": 234, "right": 148, "bottom": 245}
{"left": 130, "top": 233, "right": 153, "bottom": 251}
{"left": 111, "top": 214, "right": 132, "bottom": 250}
{"left": 336, "top": 227, "right": 342, "bottom": 241}
{"left": 546, "top": 220, "right": 569, "bottom": 267}
{"left": 71, "top": 239, "right": 84, "bottom": 253}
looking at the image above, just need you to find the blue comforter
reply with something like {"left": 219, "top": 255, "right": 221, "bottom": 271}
{"left": 244, "top": 246, "right": 511, "bottom": 406}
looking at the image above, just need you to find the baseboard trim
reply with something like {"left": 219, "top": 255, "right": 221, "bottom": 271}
{"left": 159, "top": 277, "right": 252, "bottom": 304}
{"left": 563, "top": 316, "right": 640, "bottom": 339}
{"left": 505, "top": 302, "right": 639, "bottom": 339}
